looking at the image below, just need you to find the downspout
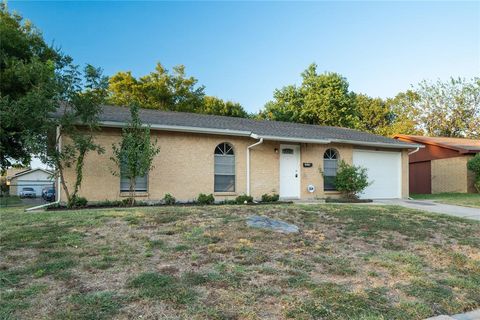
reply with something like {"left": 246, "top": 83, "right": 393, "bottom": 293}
{"left": 56, "top": 125, "right": 62, "bottom": 204}
{"left": 405, "top": 146, "right": 420, "bottom": 200}
{"left": 246, "top": 134, "right": 264, "bottom": 197}
{"left": 26, "top": 125, "right": 62, "bottom": 212}
{"left": 408, "top": 147, "right": 420, "bottom": 155}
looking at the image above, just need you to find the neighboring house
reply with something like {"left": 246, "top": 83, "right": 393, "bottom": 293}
{"left": 1, "top": 167, "right": 29, "bottom": 194}
{"left": 394, "top": 135, "right": 480, "bottom": 194}
{"left": 5, "top": 167, "right": 30, "bottom": 180}
{"left": 55, "top": 105, "right": 420, "bottom": 202}
{"left": 9, "top": 168, "right": 54, "bottom": 197}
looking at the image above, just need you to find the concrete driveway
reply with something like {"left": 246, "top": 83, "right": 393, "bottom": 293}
{"left": 21, "top": 197, "right": 47, "bottom": 207}
{"left": 374, "top": 199, "right": 480, "bottom": 221}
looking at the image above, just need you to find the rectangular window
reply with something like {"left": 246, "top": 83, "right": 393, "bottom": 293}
{"left": 214, "top": 154, "right": 235, "bottom": 192}
{"left": 323, "top": 159, "right": 337, "bottom": 191}
{"left": 120, "top": 174, "right": 148, "bottom": 192}
{"left": 214, "top": 175, "right": 235, "bottom": 192}
{"left": 120, "top": 160, "right": 148, "bottom": 192}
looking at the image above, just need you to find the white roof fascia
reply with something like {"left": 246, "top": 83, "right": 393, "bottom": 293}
{"left": 257, "top": 135, "right": 330, "bottom": 144}
{"left": 10, "top": 168, "right": 53, "bottom": 179}
{"left": 99, "top": 121, "right": 253, "bottom": 137}
{"left": 98, "top": 121, "right": 422, "bottom": 148}
{"left": 330, "top": 139, "right": 424, "bottom": 149}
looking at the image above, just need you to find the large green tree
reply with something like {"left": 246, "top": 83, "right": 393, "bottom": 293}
{"left": 260, "top": 64, "right": 359, "bottom": 128}
{"left": 108, "top": 63, "right": 248, "bottom": 117}
{"left": 414, "top": 77, "right": 480, "bottom": 138}
{"left": 384, "top": 90, "right": 422, "bottom": 136}
{"left": 258, "top": 64, "right": 480, "bottom": 139}
{"left": 108, "top": 63, "right": 205, "bottom": 112}
{"left": 355, "top": 94, "right": 392, "bottom": 135}
{"left": 201, "top": 96, "right": 249, "bottom": 118}
{"left": 0, "top": 3, "right": 62, "bottom": 169}
{"left": 0, "top": 4, "right": 109, "bottom": 205}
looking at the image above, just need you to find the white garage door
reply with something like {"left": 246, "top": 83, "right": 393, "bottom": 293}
{"left": 352, "top": 149, "right": 402, "bottom": 199}
{"left": 16, "top": 181, "right": 54, "bottom": 197}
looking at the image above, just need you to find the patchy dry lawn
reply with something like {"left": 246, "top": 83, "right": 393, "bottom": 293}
{"left": 1, "top": 204, "right": 479, "bottom": 319}
{"left": 411, "top": 193, "right": 480, "bottom": 208}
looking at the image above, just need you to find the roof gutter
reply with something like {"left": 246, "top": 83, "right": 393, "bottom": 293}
{"left": 329, "top": 139, "right": 424, "bottom": 149}
{"left": 99, "top": 121, "right": 253, "bottom": 137}
{"left": 99, "top": 121, "right": 422, "bottom": 149}
{"left": 258, "top": 135, "right": 330, "bottom": 144}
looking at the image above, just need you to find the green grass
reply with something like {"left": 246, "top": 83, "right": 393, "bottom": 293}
{"left": 0, "top": 196, "right": 23, "bottom": 208}
{"left": 57, "top": 291, "right": 124, "bottom": 320}
{"left": 411, "top": 192, "right": 480, "bottom": 208}
{"left": 0, "top": 204, "right": 479, "bottom": 319}
{"left": 1, "top": 284, "right": 47, "bottom": 319}
{"left": 127, "top": 272, "right": 197, "bottom": 304}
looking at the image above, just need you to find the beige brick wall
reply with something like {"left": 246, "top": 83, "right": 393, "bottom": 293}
{"left": 300, "top": 143, "right": 354, "bottom": 199}
{"left": 59, "top": 129, "right": 283, "bottom": 202}
{"left": 58, "top": 128, "right": 411, "bottom": 202}
{"left": 250, "top": 140, "right": 281, "bottom": 197}
{"left": 431, "top": 156, "right": 473, "bottom": 193}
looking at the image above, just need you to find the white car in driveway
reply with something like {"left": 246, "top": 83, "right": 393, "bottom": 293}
{"left": 19, "top": 187, "right": 36, "bottom": 198}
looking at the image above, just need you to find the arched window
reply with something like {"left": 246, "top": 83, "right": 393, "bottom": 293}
{"left": 323, "top": 148, "right": 338, "bottom": 191}
{"left": 214, "top": 143, "right": 235, "bottom": 192}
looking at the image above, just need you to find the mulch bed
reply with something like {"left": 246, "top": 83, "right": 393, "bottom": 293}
{"left": 45, "top": 201, "right": 293, "bottom": 211}
{"left": 325, "top": 198, "right": 372, "bottom": 203}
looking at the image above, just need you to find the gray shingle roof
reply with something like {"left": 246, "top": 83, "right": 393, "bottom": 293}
{"left": 60, "top": 105, "right": 420, "bottom": 148}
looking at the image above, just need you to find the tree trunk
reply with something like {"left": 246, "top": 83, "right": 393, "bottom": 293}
{"left": 129, "top": 177, "right": 136, "bottom": 206}
{"left": 71, "top": 150, "right": 87, "bottom": 203}
{"left": 56, "top": 160, "right": 71, "bottom": 205}
{"left": 54, "top": 130, "right": 71, "bottom": 205}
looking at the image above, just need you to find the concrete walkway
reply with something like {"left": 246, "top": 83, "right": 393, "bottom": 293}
{"left": 374, "top": 199, "right": 480, "bottom": 221}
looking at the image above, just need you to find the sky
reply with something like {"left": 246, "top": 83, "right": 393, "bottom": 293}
{"left": 8, "top": 1, "right": 480, "bottom": 115}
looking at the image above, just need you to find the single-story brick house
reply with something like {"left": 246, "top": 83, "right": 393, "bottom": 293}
{"left": 55, "top": 105, "right": 421, "bottom": 203}
{"left": 394, "top": 135, "right": 480, "bottom": 194}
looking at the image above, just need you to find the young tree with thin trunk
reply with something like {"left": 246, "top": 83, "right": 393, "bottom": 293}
{"left": 110, "top": 104, "right": 160, "bottom": 205}
{"left": 43, "top": 64, "right": 108, "bottom": 207}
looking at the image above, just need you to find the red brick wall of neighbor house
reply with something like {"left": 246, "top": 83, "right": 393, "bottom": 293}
{"left": 396, "top": 137, "right": 461, "bottom": 163}
{"left": 409, "top": 161, "right": 431, "bottom": 194}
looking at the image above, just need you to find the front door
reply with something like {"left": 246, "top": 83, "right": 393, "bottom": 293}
{"left": 280, "top": 144, "right": 300, "bottom": 199}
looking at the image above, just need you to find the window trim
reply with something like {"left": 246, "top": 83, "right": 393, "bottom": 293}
{"left": 214, "top": 142, "right": 236, "bottom": 192}
{"left": 119, "top": 160, "right": 149, "bottom": 193}
{"left": 120, "top": 174, "right": 148, "bottom": 192}
{"left": 323, "top": 148, "right": 339, "bottom": 191}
